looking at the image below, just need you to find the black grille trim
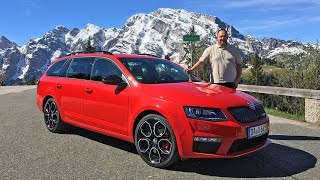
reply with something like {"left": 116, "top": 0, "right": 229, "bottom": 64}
{"left": 193, "top": 141, "right": 221, "bottom": 154}
{"left": 228, "top": 103, "right": 267, "bottom": 123}
{"left": 227, "top": 133, "right": 268, "bottom": 154}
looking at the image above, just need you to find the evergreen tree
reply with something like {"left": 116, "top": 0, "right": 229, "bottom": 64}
{"left": 301, "top": 45, "right": 320, "bottom": 90}
{"left": 0, "top": 73, "right": 6, "bottom": 86}
{"left": 180, "top": 25, "right": 209, "bottom": 81}
{"left": 28, "top": 75, "right": 37, "bottom": 85}
{"left": 84, "top": 36, "right": 96, "bottom": 52}
{"left": 250, "top": 54, "right": 264, "bottom": 85}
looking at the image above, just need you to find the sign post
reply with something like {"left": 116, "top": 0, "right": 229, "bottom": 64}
{"left": 183, "top": 35, "right": 200, "bottom": 42}
{"left": 183, "top": 35, "right": 200, "bottom": 66}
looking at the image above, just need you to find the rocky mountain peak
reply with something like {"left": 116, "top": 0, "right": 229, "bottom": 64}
{"left": 85, "top": 23, "right": 103, "bottom": 34}
{"left": 0, "top": 36, "right": 17, "bottom": 50}
{"left": 44, "top": 26, "right": 69, "bottom": 40}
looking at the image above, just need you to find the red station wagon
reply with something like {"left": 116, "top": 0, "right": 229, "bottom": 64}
{"left": 36, "top": 51, "right": 270, "bottom": 168}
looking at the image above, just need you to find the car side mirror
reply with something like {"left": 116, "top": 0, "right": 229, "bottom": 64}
{"left": 102, "top": 75, "right": 127, "bottom": 87}
{"left": 118, "top": 81, "right": 128, "bottom": 88}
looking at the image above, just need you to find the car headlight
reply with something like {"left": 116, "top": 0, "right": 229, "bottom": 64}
{"left": 184, "top": 106, "right": 227, "bottom": 121}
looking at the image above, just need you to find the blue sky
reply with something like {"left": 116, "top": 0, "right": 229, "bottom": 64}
{"left": 1, "top": 0, "right": 319, "bottom": 46}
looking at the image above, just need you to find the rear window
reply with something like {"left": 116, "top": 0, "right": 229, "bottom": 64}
{"left": 46, "top": 60, "right": 66, "bottom": 77}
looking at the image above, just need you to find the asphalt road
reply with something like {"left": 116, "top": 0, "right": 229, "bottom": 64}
{"left": 0, "top": 87, "right": 319, "bottom": 180}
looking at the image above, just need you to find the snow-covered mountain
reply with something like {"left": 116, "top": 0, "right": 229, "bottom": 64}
{"left": 0, "top": 8, "right": 313, "bottom": 85}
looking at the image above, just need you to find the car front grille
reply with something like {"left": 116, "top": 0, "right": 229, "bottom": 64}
{"left": 228, "top": 103, "right": 267, "bottom": 123}
{"left": 227, "top": 133, "right": 268, "bottom": 154}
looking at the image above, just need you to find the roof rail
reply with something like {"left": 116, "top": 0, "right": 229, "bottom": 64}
{"left": 66, "top": 51, "right": 113, "bottom": 56}
{"left": 138, "top": 53, "right": 160, "bottom": 58}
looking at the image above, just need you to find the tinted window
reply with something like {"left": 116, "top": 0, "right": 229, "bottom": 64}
{"left": 66, "top": 57, "right": 94, "bottom": 80}
{"left": 46, "top": 60, "right": 66, "bottom": 76}
{"left": 91, "top": 58, "right": 122, "bottom": 82}
{"left": 119, "top": 58, "right": 201, "bottom": 84}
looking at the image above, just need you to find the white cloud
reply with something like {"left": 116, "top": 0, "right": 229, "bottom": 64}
{"left": 238, "top": 17, "right": 303, "bottom": 31}
{"left": 187, "top": 0, "right": 320, "bottom": 12}
{"left": 185, "top": 0, "right": 319, "bottom": 36}
{"left": 20, "top": 0, "right": 40, "bottom": 15}
{"left": 309, "top": 16, "right": 320, "bottom": 22}
{"left": 203, "top": 0, "right": 320, "bottom": 9}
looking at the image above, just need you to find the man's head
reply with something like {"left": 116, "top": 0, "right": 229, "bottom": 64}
{"left": 216, "top": 29, "right": 228, "bottom": 48}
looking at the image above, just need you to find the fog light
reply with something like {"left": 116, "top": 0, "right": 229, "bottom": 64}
{"left": 193, "top": 136, "right": 222, "bottom": 154}
{"left": 194, "top": 137, "right": 223, "bottom": 143}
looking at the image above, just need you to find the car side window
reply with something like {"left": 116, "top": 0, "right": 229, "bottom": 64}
{"left": 91, "top": 58, "right": 122, "bottom": 82}
{"left": 46, "top": 60, "right": 66, "bottom": 76}
{"left": 66, "top": 57, "right": 94, "bottom": 80}
{"left": 59, "top": 59, "right": 72, "bottom": 77}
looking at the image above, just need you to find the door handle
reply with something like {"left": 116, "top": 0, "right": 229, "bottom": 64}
{"left": 85, "top": 88, "right": 93, "bottom": 94}
{"left": 56, "top": 84, "right": 62, "bottom": 89}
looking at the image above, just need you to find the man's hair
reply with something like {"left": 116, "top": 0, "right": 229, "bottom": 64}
{"left": 215, "top": 28, "right": 228, "bottom": 37}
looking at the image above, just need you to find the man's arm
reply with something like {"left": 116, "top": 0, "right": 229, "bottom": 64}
{"left": 185, "top": 60, "right": 205, "bottom": 74}
{"left": 234, "top": 63, "right": 242, "bottom": 88}
{"left": 186, "top": 46, "right": 210, "bottom": 74}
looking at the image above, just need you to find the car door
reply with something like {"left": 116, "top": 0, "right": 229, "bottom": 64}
{"left": 58, "top": 57, "right": 94, "bottom": 125}
{"left": 83, "top": 57, "right": 130, "bottom": 136}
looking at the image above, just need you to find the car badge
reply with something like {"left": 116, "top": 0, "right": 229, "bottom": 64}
{"left": 248, "top": 101, "right": 256, "bottom": 110}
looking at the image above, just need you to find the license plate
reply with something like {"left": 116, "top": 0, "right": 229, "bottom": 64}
{"left": 247, "top": 123, "right": 269, "bottom": 139}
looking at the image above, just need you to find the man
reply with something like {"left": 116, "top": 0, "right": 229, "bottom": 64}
{"left": 186, "top": 29, "right": 242, "bottom": 89}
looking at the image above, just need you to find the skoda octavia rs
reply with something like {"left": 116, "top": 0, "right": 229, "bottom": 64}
{"left": 36, "top": 51, "right": 270, "bottom": 168}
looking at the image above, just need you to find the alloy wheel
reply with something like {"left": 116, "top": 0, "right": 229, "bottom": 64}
{"left": 135, "top": 114, "right": 178, "bottom": 167}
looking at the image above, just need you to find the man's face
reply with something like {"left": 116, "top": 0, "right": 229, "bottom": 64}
{"left": 217, "top": 30, "right": 228, "bottom": 47}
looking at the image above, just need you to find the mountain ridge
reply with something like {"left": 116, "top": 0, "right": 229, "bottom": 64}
{"left": 0, "top": 8, "right": 314, "bottom": 85}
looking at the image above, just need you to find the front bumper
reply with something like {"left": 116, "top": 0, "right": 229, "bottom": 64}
{"left": 175, "top": 115, "right": 270, "bottom": 159}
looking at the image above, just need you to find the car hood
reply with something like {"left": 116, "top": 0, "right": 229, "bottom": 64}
{"left": 141, "top": 82, "right": 259, "bottom": 108}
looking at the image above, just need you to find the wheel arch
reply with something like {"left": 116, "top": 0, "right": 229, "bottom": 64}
{"left": 132, "top": 110, "right": 162, "bottom": 139}
{"left": 42, "top": 95, "right": 54, "bottom": 111}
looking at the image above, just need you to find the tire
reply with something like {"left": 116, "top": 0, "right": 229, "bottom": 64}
{"left": 43, "top": 98, "right": 66, "bottom": 133}
{"left": 134, "top": 114, "right": 180, "bottom": 168}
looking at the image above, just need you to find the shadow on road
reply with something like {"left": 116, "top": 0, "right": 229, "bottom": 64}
{"left": 269, "top": 135, "right": 320, "bottom": 141}
{"left": 169, "top": 143, "right": 317, "bottom": 178}
{"left": 61, "top": 127, "right": 317, "bottom": 178}
{"left": 64, "top": 126, "right": 138, "bottom": 154}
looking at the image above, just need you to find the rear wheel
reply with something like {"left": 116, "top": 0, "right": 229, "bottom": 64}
{"left": 43, "top": 98, "right": 66, "bottom": 133}
{"left": 134, "top": 114, "right": 180, "bottom": 168}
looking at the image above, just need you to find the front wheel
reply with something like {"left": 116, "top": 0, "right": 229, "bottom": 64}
{"left": 134, "top": 114, "right": 180, "bottom": 168}
{"left": 43, "top": 98, "right": 66, "bottom": 133}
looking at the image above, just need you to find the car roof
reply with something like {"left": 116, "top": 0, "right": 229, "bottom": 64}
{"left": 113, "top": 53, "right": 159, "bottom": 59}
{"left": 58, "top": 51, "right": 160, "bottom": 59}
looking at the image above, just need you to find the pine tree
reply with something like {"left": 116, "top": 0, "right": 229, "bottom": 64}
{"left": 28, "top": 75, "right": 37, "bottom": 85}
{"left": 0, "top": 73, "right": 6, "bottom": 86}
{"left": 181, "top": 25, "right": 210, "bottom": 81}
{"left": 181, "top": 26, "right": 201, "bottom": 66}
{"left": 250, "top": 54, "right": 264, "bottom": 85}
{"left": 84, "top": 36, "right": 96, "bottom": 52}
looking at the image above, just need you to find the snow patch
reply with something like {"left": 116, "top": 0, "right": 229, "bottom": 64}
{"left": 51, "top": 50, "right": 63, "bottom": 62}
{"left": 86, "top": 23, "right": 101, "bottom": 34}
{"left": 267, "top": 46, "right": 305, "bottom": 58}
{"left": 18, "top": 65, "right": 29, "bottom": 79}
{"left": 2, "top": 64, "right": 9, "bottom": 70}
{"left": 11, "top": 56, "right": 27, "bottom": 80}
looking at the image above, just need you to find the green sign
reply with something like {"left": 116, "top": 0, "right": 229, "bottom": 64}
{"left": 183, "top": 35, "right": 200, "bottom": 41}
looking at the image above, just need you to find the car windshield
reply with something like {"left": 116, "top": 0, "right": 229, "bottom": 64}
{"left": 119, "top": 58, "right": 201, "bottom": 84}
